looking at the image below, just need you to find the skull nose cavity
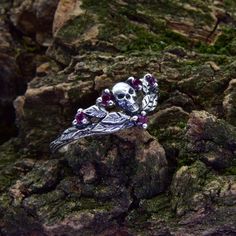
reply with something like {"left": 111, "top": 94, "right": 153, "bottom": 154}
{"left": 126, "top": 94, "right": 131, "bottom": 99}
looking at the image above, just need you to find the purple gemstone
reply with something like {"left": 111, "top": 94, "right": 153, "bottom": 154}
{"left": 146, "top": 75, "right": 156, "bottom": 86}
{"left": 131, "top": 79, "right": 142, "bottom": 90}
{"left": 75, "top": 112, "right": 85, "bottom": 124}
{"left": 137, "top": 115, "right": 148, "bottom": 125}
{"left": 101, "top": 93, "right": 112, "bottom": 106}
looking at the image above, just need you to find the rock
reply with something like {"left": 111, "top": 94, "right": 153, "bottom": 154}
{"left": 0, "top": 54, "right": 26, "bottom": 143}
{"left": 4, "top": 128, "right": 168, "bottom": 235}
{"left": 149, "top": 106, "right": 189, "bottom": 168}
{"left": 0, "top": 54, "right": 25, "bottom": 101}
{"left": 79, "top": 162, "right": 97, "bottom": 184}
{"left": 1, "top": 0, "right": 236, "bottom": 235}
{"left": 177, "top": 63, "right": 229, "bottom": 116}
{"left": 223, "top": 79, "right": 236, "bottom": 126}
{"left": 170, "top": 161, "right": 236, "bottom": 234}
{"left": 0, "top": 3, "right": 51, "bottom": 144}
{"left": 171, "top": 161, "right": 208, "bottom": 217}
{"left": 183, "top": 110, "right": 236, "bottom": 170}
{"left": 0, "top": 21, "right": 13, "bottom": 55}
{"left": 161, "top": 91, "right": 196, "bottom": 112}
{"left": 48, "top": 0, "right": 233, "bottom": 63}
{"left": 53, "top": 0, "right": 85, "bottom": 35}
{"left": 36, "top": 62, "right": 51, "bottom": 77}
{"left": 150, "top": 106, "right": 189, "bottom": 128}
{"left": 14, "top": 80, "right": 95, "bottom": 156}
{"left": 67, "top": 128, "right": 169, "bottom": 199}
{"left": 9, "top": 159, "right": 61, "bottom": 205}
{"left": 1, "top": 97, "right": 170, "bottom": 234}
{"left": 0, "top": 139, "right": 21, "bottom": 193}
{"left": 10, "top": 0, "right": 59, "bottom": 45}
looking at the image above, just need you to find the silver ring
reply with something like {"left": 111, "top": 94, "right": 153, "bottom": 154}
{"left": 50, "top": 73, "right": 158, "bottom": 153}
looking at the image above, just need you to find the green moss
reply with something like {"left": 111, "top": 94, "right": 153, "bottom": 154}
{"left": 224, "top": 165, "right": 236, "bottom": 175}
{"left": 57, "top": 14, "right": 95, "bottom": 42}
{"left": 127, "top": 194, "right": 175, "bottom": 234}
{"left": 171, "top": 161, "right": 209, "bottom": 216}
{"left": 126, "top": 209, "right": 150, "bottom": 227}
{"left": 46, "top": 197, "right": 112, "bottom": 225}
{"left": 0, "top": 193, "right": 11, "bottom": 209}
{"left": 82, "top": 0, "right": 212, "bottom": 53}
{"left": 82, "top": 0, "right": 108, "bottom": 15}
{"left": 140, "top": 194, "right": 171, "bottom": 213}
{"left": 79, "top": 197, "right": 112, "bottom": 211}
{"left": 196, "top": 27, "right": 236, "bottom": 56}
{"left": 0, "top": 139, "right": 21, "bottom": 193}
{"left": 224, "top": 0, "right": 236, "bottom": 13}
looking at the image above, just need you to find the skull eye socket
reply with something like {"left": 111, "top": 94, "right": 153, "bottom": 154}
{"left": 117, "top": 93, "right": 125, "bottom": 99}
{"left": 129, "top": 88, "right": 134, "bottom": 94}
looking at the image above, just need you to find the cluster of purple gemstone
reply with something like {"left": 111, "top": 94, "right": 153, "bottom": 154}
{"left": 130, "top": 78, "right": 142, "bottom": 90}
{"left": 75, "top": 111, "right": 86, "bottom": 124}
{"left": 128, "top": 74, "right": 157, "bottom": 91}
{"left": 136, "top": 114, "right": 148, "bottom": 126}
{"left": 145, "top": 74, "right": 156, "bottom": 86}
{"left": 101, "top": 92, "right": 113, "bottom": 106}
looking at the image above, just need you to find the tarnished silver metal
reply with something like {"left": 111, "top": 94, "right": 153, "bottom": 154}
{"left": 112, "top": 82, "right": 139, "bottom": 113}
{"left": 50, "top": 73, "right": 159, "bottom": 153}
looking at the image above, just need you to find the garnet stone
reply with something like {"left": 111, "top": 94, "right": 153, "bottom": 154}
{"left": 145, "top": 75, "right": 156, "bottom": 86}
{"left": 137, "top": 115, "right": 148, "bottom": 125}
{"left": 75, "top": 112, "right": 86, "bottom": 124}
{"left": 131, "top": 78, "right": 142, "bottom": 90}
{"left": 101, "top": 93, "right": 112, "bottom": 106}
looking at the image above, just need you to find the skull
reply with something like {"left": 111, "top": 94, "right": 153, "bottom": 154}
{"left": 112, "top": 82, "right": 139, "bottom": 113}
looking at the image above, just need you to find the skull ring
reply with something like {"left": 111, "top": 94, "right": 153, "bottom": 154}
{"left": 50, "top": 73, "right": 158, "bottom": 153}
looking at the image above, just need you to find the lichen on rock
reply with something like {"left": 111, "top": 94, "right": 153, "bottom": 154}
{"left": 1, "top": 0, "right": 236, "bottom": 235}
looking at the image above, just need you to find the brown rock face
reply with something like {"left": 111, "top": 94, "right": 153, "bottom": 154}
{"left": 170, "top": 161, "right": 236, "bottom": 235}
{"left": 0, "top": 54, "right": 26, "bottom": 143}
{"left": 53, "top": 0, "right": 85, "bottom": 35}
{"left": 1, "top": 0, "right": 236, "bottom": 235}
{"left": 184, "top": 111, "right": 236, "bottom": 169}
{"left": 224, "top": 79, "right": 236, "bottom": 126}
{"left": 67, "top": 128, "right": 169, "bottom": 199}
{"left": 10, "top": 0, "right": 60, "bottom": 45}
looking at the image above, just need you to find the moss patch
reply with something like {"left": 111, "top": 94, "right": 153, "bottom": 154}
{"left": 0, "top": 139, "right": 21, "bottom": 193}
{"left": 57, "top": 14, "right": 95, "bottom": 43}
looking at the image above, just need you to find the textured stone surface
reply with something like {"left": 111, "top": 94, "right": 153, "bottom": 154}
{"left": 10, "top": 0, "right": 59, "bottom": 45}
{"left": 0, "top": 54, "right": 26, "bottom": 143}
{"left": 67, "top": 128, "right": 169, "bottom": 199}
{"left": 0, "top": 0, "right": 236, "bottom": 235}
{"left": 183, "top": 110, "right": 236, "bottom": 170}
{"left": 224, "top": 78, "right": 236, "bottom": 126}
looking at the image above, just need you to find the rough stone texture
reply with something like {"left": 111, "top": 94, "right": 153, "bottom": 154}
{"left": 0, "top": 129, "right": 169, "bottom": 235}
{"left": 169, "top": 161, "right": 236, "bottom": 235}
{"left": 10, "top": 0, "right": 60, "bottom": 46}
{"left": 224, "top": 78, "right": 236, "bottom": 126}
{"left": 0, "top": 0, "right": 60, "bottom": 144}
{"left": 183, "top": 110, "right": 236, "bottom": 170}
{"left": 0, "top": 0, "right": 236, "bottom": 235}
{"left": 0, "top": 54, "right": 25, "bottom": 143}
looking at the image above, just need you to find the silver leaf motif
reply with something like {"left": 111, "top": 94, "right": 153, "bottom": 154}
{"left": 141, "top": 79, "right": 149, "bottom": 94}
{"left": 142, "top": 94, "right": 158, "bottom": 112}
{"left": 101, "top": 112, "right": 130, "bottom": 124}
{"left": 84, "top": 105, "right": 108, "bottom": 118}
{"left": 50, "top": 113, "right": 133, "bottom": 153}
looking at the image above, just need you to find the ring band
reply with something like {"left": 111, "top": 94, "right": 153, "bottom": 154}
{"left": 50, "top": 73, "right": 158, "bottom": 153}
